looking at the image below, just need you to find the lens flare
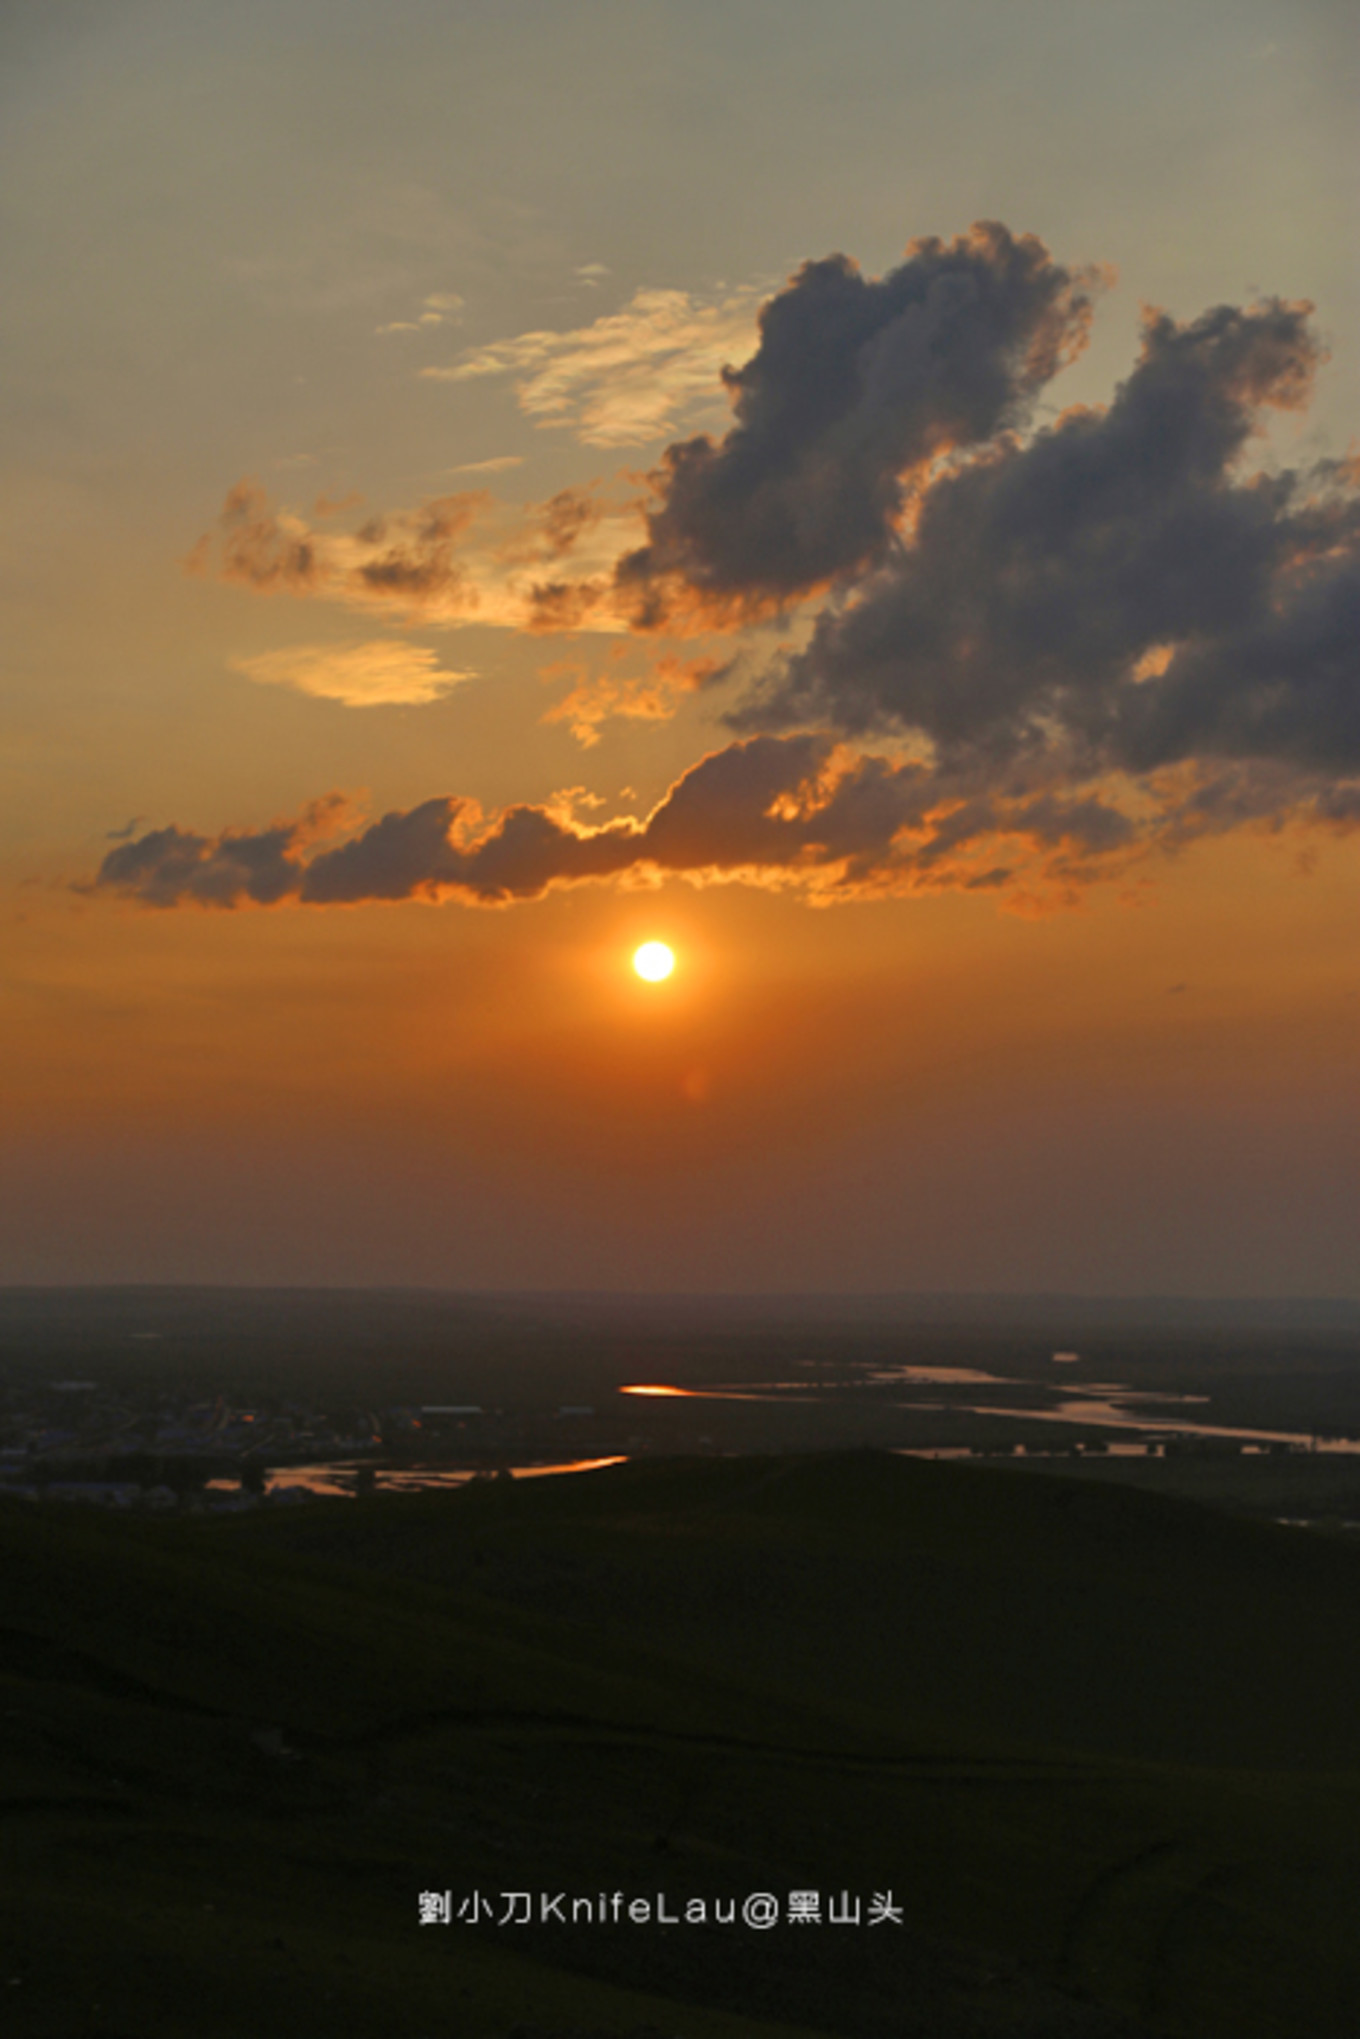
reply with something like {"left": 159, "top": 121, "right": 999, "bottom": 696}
{"left": 632, "top": 941, "right": 675, "bottom": 982}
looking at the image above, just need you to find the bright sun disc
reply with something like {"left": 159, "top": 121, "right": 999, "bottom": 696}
{"left": 633, "top": 941, "right": 675, "bottom": 982}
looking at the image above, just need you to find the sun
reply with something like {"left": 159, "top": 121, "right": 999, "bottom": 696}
{"left": 632, "top": 941, "right": 675, "bottom": 983}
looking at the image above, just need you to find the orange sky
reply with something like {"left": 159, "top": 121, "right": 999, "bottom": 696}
{"left": 5, "top": 822, "right": 1355, "bottom": 1290}
{"left": 2, "top": 2, "right": 1355, "bottom": 1293}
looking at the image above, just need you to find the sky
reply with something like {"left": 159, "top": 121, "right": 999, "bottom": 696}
{"left": 2, "top": 0, "right": 1356, "bottom": 1295}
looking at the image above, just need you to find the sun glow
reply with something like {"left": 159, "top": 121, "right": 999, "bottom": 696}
{"left": 632, "top": 941, "right": 675, "bottom": 982}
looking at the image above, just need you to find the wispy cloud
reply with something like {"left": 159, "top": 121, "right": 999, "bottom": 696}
{"left": 377, "top": 290, "right": 466, "bottom": 336}
{"left": 230, "top": 639, "right": 474, "bottom": 708}
{"left": 192, "top": 478, "right": 643, "bottom": 632}
{"left": 540, "top": 652, "right": 716, "bottom": 746}
{"left": 539, "top": 668, "right": 677, "bottom": 749}
{"left": 421, "top": 285, "right": 764, "bottom": 446}
{"left": 443, "top": 455, "right": 525, "bottom": 476}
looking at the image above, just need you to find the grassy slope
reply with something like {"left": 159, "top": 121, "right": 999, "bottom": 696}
{"left": 231, "top": 1451, "right": 1360, "bottom": 1770}
{"left": 996, "top": 1445, "right": 1360, "bottom": 1530}
{"left": 2, "top": 1453, "right": 1359, "bottom": 2038}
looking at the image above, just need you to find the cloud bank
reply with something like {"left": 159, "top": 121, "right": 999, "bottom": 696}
{"left": 93, "top": 730, "right": 1356, "bottom": 917}
{"left": 137, "top": 221, "right": 1358, "bottom": 911}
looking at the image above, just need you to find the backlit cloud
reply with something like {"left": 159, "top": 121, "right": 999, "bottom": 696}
{"left": 421, "top": 285, "right": 764, "bottom": 446}
{"left": 230, "top": 639, "right": 474, "bottom": 708}
{"left": 92, "top": 733, "right": 1358, "bottom": 917}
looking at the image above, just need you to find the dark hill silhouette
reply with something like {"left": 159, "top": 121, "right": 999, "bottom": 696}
{"left": 236, "top": 1449, "right": 1360, "bottom": 1770}
{"left": 2, "top": 1452, "right": 1359, "bottom": 2037}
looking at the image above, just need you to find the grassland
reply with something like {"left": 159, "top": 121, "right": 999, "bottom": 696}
{"left": 4, "top": 1451, "right": 1360, "bottom": 2037}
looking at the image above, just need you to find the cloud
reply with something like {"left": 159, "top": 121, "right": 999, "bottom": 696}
{"left": 94, "top": 795, "right": 356, "bottom": 909}
{"left": 421, "top": 285, "right": 764, "bottom": 446}
{"left": 613, "top": 223, "right": 1104, "bottom": 628}
{"left": 350, "top": 492, "right": 489, "bottom": 603}
{"left": 230, "top": 639, "right": 474, "bottom": 708}
{"left": 193, "top": 478, "right": 642, "bottom": 631}
{"left": 91, "top": 728, "right": 1359, "bottom": 918}
{"left": 211, "top": 479, "right": 326, "bottom": 591}
{"left": 179, "top": 223, "right": 1357, "bottom": 885}
{"left": 735, "top": 297, "right": 1360, "bottom": 802}
{"left": 201, "top": 482, "right": 485, "bottom": 605}
{"left": 443, "top": 455, "right": 525, "bottom": 476}
{"left": 539, "top": 652, "right": 710, "bottom": 747}
{"left": 377, "top": 291, "right": 465, "bottom": 335}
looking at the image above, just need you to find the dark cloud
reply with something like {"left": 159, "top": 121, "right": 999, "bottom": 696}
{"left": 736, "top": 298, "right": 1359, "bottom": 798}
{"left": 96, "top": 820, "right": 302, "bottom": 908}
{"left": 615, "top": 222, "right": 1101, "bottom": 626}
{"left": 1113, "top": 543, "right": 1360, "bottom": 776}
{"left": 299, "top": 799, "right": 468, "bottom": 902}
{"left": 98, "top": 730, "right": 1331, "bottom": 920}
{"left": 97, "top": 744, "right": 863, "bottom": 910}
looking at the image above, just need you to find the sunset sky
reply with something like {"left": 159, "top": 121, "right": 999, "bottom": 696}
{"left": 3, "top": 0, "right": 1356, "bottom": 1294}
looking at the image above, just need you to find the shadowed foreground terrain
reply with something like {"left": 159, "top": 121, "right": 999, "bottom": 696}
{"left": 4, "top": 1452, "right": 1360, "bottom": 2037}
